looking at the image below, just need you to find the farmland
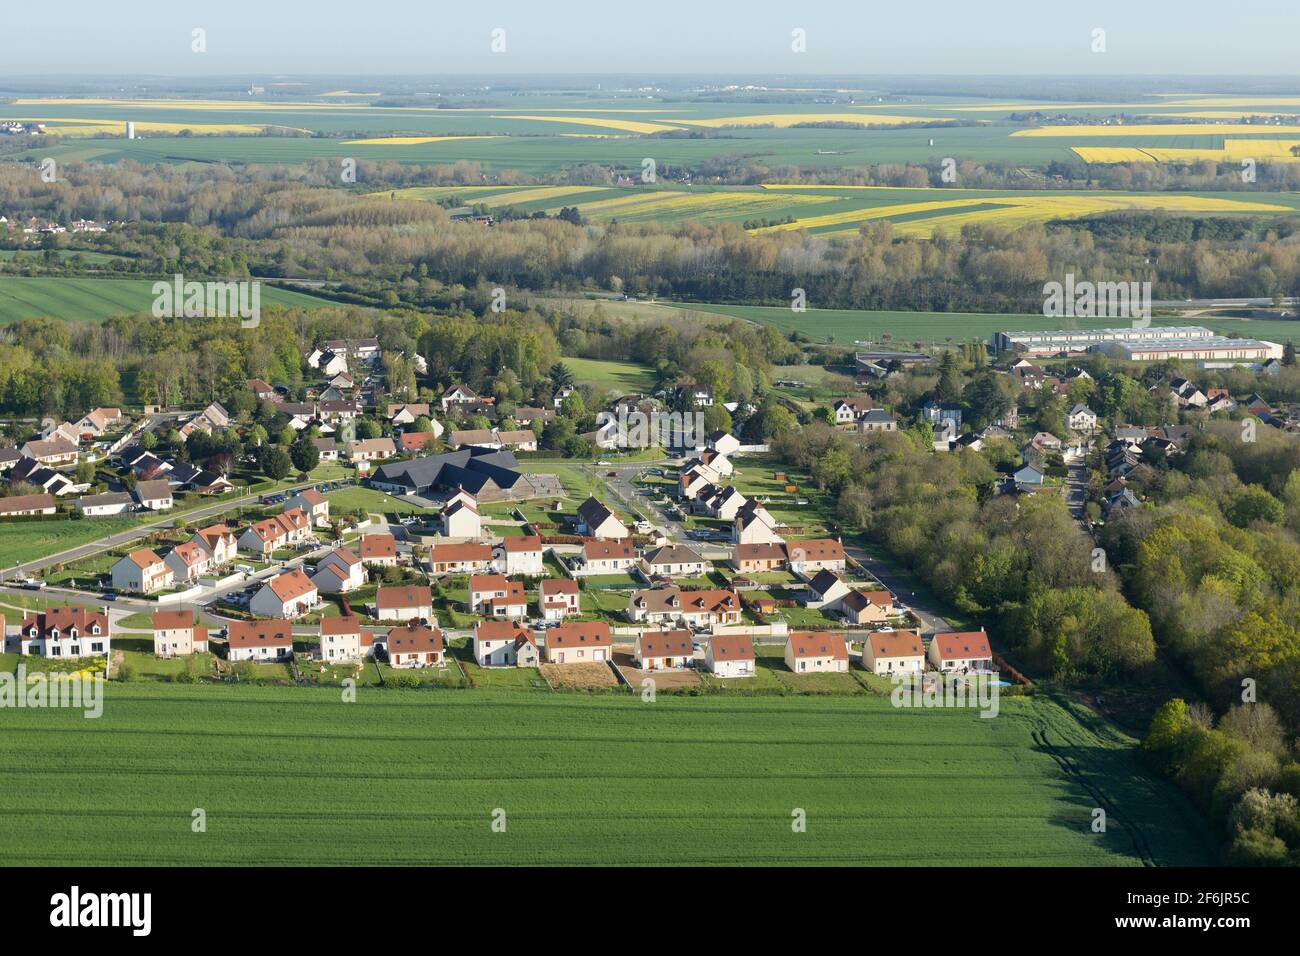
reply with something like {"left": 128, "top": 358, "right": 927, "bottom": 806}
{"left": 0, "top": 276, "right": 334, "bottom": 325}
{"left": 0, "top": 682, "right": 1215, "bottom": 866}
{"left": 10, "top": 89, "right": 1300, "bottom": 173}
{"left": 395, "top": 182, "right": 1300, "bottom": 238}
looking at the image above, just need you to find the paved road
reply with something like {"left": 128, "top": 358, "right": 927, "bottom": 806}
{"left": 0, "top": 478, "right": 325, "bottom": 582}
{"left": 845, "top": 545, "right": 952, "bottom": 635}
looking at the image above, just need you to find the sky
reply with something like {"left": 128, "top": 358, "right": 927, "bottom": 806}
{"left": 4, "top": 0, "right": 1298, "bottom": 76}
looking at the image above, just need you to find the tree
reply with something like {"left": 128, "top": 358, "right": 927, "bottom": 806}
{"left": 1284, "top": 340, "right": 1296, "bottom": 367}
{"left": 261, "top": 445, "right": 291, "bottom": 481}
{"left": 549, "top": 362, "right": 575, "bottom": 389}
{"left": 290, "top": 433, "right": 320, "bottom": 473}
{"left": 354, "top": 418, "right": 381, "bottom": 440}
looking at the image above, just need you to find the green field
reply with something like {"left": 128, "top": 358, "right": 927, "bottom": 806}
{"left": 0, "top": 682, "right": 1214, "bottom": 865}
{"left": 564, "top": 357, "right": 657, "bottom": 396}
{"left": 0, "top": 276, "right": 334, "bottom": 325}
{"left": 0, "top": 515, "right": 142, "bottom": 570}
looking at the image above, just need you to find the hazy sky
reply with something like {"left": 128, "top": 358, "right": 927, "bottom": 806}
{"left": 5, "top": 0, "right": 1298, "bottom": 75}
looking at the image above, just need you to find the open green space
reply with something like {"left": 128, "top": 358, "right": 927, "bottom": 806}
{"left": 0, "top": 681, "right": 1214, "bottom": 865}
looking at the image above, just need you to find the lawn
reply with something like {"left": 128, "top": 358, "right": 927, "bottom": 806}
{"left": 564, "top": 357, "right": 657, "bottom": 397}
{"left": 0, "top": 515, "right": 141, "bottom": 570}
{"left": 0, "top": 681, "right": 1215, "bottom": 865}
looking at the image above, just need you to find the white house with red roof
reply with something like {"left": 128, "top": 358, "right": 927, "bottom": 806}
{"left": 473, "top": 620, "right": 539, "bottom": 667}
{"left": 493, "top": 534, "right": 544, "bottom": 576}
{"left": 190, "top": 524, "right": 238, "bottom": 565}
{"left": 427, "top": 542, "right": 492, "bottom": 575}
{"left": 634, "top": 630, "right": 694, "bottom": 669}
{"left": 705, "top": 633, "right": 755, "bottom": 678}
{"left": 311, "top": 547, "right": 365, "bottom": 593}
{"left": 386, "top": 624, "right": 445, "bottom": 668}
{"left": 784, "top": 632, "right": 849, "bottom": 673}
{"left": 238, "top": 507, "right": 312, "bottom": 556}
{"left": 544, "top": 621, "right": 612, "bottom": 664}
{"left": 927, "top": 630, "right": 994, "bottom": 673}
{"left": 358, "top": 533, "right": 398, "bottom": 567}
{"left": 863, "top": 630, "right": 925, "bottom": 676}
{"left": 152, "top": 609, "right": 208, "bottom": 657}
{"left": 164, "top": 540, "right": 212, "bottom": 584}
{"left": 227, "top": 619, "right": 294, "bottom": 662}
{"left": 318, "top": 616, "right": 374, "bottom": 662}
{"left": 468, "top": 575, "right": 528, "bottom": 619}
{"left": 249, "top": 568, "right": 319, "bottom": 618}
{"left": 539, "top": 578, "right": 580, "bottom": 620}
{"left": 18, "top": 607, "right": 111, "bottom": 659}
{"left": 374, "top": 585, "right": 433, "bottom": 624}
{"left": 283, "top": 489, "right": 330, "bottom": 528}
{"left": 110, "top": 548, "right": 174, "bottom": 594}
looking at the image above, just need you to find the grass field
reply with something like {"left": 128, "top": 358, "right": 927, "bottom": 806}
{"left": 0, "top": 515, "right": 141, "bottom": 570}
{"left": 0, "top": 682, "right": 1215, "bottom": 865}
{"left": 0, "top": 276, "right": 334, "bottom": 325}
{"left": 564, "top": 357, "right": 657, "bottom": 395}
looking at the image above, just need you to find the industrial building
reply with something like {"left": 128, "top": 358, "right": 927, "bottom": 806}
{"left": 1092, "top": 336, "right": 1283, "bottom": 363}
{"left": 992, "top": 326, "right": 1216, "bottom": 356}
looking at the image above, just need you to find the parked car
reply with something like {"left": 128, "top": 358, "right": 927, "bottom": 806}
{"left": 21, "top": 578, "right": 47, "bottom": 590}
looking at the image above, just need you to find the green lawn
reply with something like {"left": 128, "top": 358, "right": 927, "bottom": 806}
{"left": 0, "top": 681, "right": 1215, "bottom": 865}
{"left": 0, "top": 515, "right": 141, "bottom": 570}
{"left": 564, "top": 357, "right": 657, "bottom": 397}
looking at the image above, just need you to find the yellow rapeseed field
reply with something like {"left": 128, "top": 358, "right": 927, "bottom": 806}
{"left": 1015, "top": 123, "right": 1300, "bottom": 137}
{"left": 1074, "top": 141, "right": 1300, "bottom": 164}
{"left": 676, "top": 113, "right": 940, "bottom": 129}
{"left": 491, "top": 115, "right": 684, "bottom": 134}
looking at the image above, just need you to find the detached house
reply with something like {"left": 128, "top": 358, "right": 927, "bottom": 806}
{"left": 18, "top": 607, "right": 110, "bottom": 659}
{"left": 731, "top": 542, "right": 788, "bottom": 574}
{"left": 539, "top": 578, "right": 580, "bottom": 620}
{"left": 227, "top": 619, "right": 294, "bottom": 662}
{"left": 375, "top": 585, "right": 433, "bottom": 624}
{"left": 494, "top": 535, "right": 544, "bottom": 576}
{"left": 191, "top": 524, "right": 238, "bottom": 566}
{"left": 786, "top": 539, "right": 846, "bottom": 575}
{"left": 705, "top": 634, "right": 756, "bottom": 678}
{"left": 640, "top": 544, "right": 708, "bottom": 580}
{"left": 386, "top": 624, "right": 445, "bottom": 668}
{"left": 627, "top": 587, "right": 741, "bottom": 628}
{"left": 840, "top": 589, "right": 895, "bottom": 626}
{"left": 927, "top": 630, "right": 994, "bottom": 673}
{"left": 111, "top": 549, "right": 173, "bottom": 595}
{"left": 581, "top": 538, "right": 637, "bottom": 575}
{"left": 250, "top": 568, "right": 318, "bottom": 619}
{"left": 634, "top": 630, "right": 694, "bottom": 670}
{"left": 544, "top": 621, "right": 612, "bottom": 664}
{"left": 468, "top": 575, "right": 528, "bottom": 619}
{"left": 427, "top": 542, "right": 493, "bottom": 575}
{"left": 164, "top": 540, "right": 212, "bottom": 584}
{"left": 283, "top": 489, "right": 329, "bottom": 528}
{"left": 576, "top": 497, "right": 628, "bottom": 540}
{"left": 319, "top": 615, "right": 374, "bottom": 662}
{"left": 440, "top": 498, "right": 481, "bottom": 539}
{"left": 21, "top": 436, "right": 78, "bottom": 467}
{"left": 1067, "top": 404, "right": 1099, "bottom": 433}
{"left": 133, "top": 479, "right": 174, "bottom": 511}
{"left": 784, "top": 632, "right": 849, "bottom": 673}
{"left": 473, "top": 620, "right": 539, "bottom": 668}
{"left": 358, "top": 533, "right": 398, "bottom": 567}
{"left": 312, "top": 547, "right": 366, "bottom": 593}
{"left": 345, "top": 437, "right": 396, "bottom": 463}
{"left": 863, "top": 630, "right": 925, "bottom": 676}
{"left": 152, "top": 609, "right": 209, "bottom": 658}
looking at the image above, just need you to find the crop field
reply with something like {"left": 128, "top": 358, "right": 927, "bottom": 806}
{"left": 0, "top": 682, "right": 1214, "bottom": 865}
{"left": 0, "top": 515, "right": 143, "bottom": 570}
{"left": 10, "top": 90, "right": 1300, "bottom": 172}
{"left": 396, "top": 182, "right": 1300, "bottom": 238}
{"left": 0, "top": 276, "right": 334, "bottom": 325}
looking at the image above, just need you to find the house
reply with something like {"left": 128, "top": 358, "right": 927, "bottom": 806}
{"left": 857, "top": 409, "right": 899, "bottom": 433}
{"left": 20, "top": 436, "right": 78, "bottom": 467}
{"left": 247, "top": 378, "right": 276, "bottom": 402}
{"left": 545, "top": 621, "right": 612, "bottom": 664}
{"left": 1067, "top": 404, "right": 1098, "bottom": 433}
{"left": 697, "top": 485, "right": 748, "bottom": 521}
{"left": 803, "top": 570, "right": 851, "bottom": 610}
{"left": 627, "top": 587, "right": 742, "bottom": 628}
{"left": 705, "top": 431, "right": 741, "bottom": 456}
{"left": 731, "top": 542, "right": 788, "bottom": 574}
{"left": 576, "top": 497, "right": 628, "bottom": 539}
{"left": 0, "top": 493, "right": 56, "bottom": 517}
{"left": 922, "top": 401, "right": 962, "bottom": 430}
{"left": 705, "top": 634, "right": 756, "bottom": 678}
{"left": 77, "top": 491, "right": 135, "bottom": 517}
{"left": 375, "top": 585, "right": 433, "bottom": 624}
{"left": 440, "top": 384, "right": 479, "bottom": 412}
{"left": 387, "top": 402, "right": 432, "bottom": 425}
{"left": 494, "top": 535, "right": 544, "bottom": 576}
{"left": 635, "top": 630, "right": 694, "bottom": 670}
{"left": 313, "top": 437, "right": 339, "bottom": 461}
{"left": 358, "top": 533, "right": 398, "bottom": 567}
{"left": 539, "top": 578, "right": 580, "bottom": 620}
{"left": 863, "top": 630, "right": 925, "bottom": 676}
{"left": 468, "top": 575, "right": 528, "bottom": 619}
{"left": 72, "top": 407, "right": 123, "bottom": 437}
{"left": 927, "top": 630, "right": 994, "bottom": 673}
{"left": 581, "top": 538, "right": 637, "bottom": 574}
{"left": 227, "top": 619, "right": 294, "bottom": 662}
{"left": 427, "top": 542, "right": 493, "bottom": 575}
{"left": 345, "top": 437, "right": 396, "bottom": 462}
{"left": 318, "top": 616, "right": 374, "bottom": 662}
{"left": 398, "top": 430, "right": 442, "bottom": 455}
{"left": 784, "top": 632, "right": 849, "bottom": 673}
{"left": 1022, "top": 432, "right": 1062, "bottom": 455}
{"left": 317, "top": 400, "right": 358, "bottom": 425}
{"left": 111, "top": 549, "right": 173, "bottom": 595}
{"left": 440, "top": 498, "right": 481, "bottom": 539}
{"left": 386, "top": 624, "right": 445, "bottom": 668}
{"left": 283, "top": 489, "right": 329, "bottom": 528}
{"left": 312, "top": 547, "right": 366, "bottom": 593}
{"left": 0, "top": 447, "right": 22, "bottom": 472}
{"left": 473, "top": 620, "right": 539, "bottom": 667}
{"left": 18, "top": 607, "right": 110, "bottom": 659}
{"left": 14, "top": 464, "right": 74, "bottom": 497}
{"left": 1013, "top": 463, "right": 1045, "bottom": 486}
{"left": 733, "top": 501, "right": 782, "bottom": 545}
{"left": 786, "top": 539, "right": 846, "bottom": 575}
{"left": 250, "top": 568, "right": 318, "bottom": 618}
{"left": 640, "top": 544, "right": 708, "bottom": 579}
{"left": 164, "top": 541, "right": 212, "bottom": 584}
{"left": 552, "top": 384, "right": 576, "bottom": 409}
{"left": 152, "top": 609, "right": 209, "bottom": 657}
{"left": 450, "top": 428, "right": 537, "bottom": 452}
{"left": 239, "top": 507, "right": 312, "bottom": 556}
{"left": 840, "top": 589, "right": 895, "bottom": 626}
{"left": 133, "top": 479, "right": 174, "bottom": 511}
{"left": 191, "top": 524, "right": 238, "bottom": 566}
{"left": 832, "top": 397, "right": 875, "bottom": 427}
